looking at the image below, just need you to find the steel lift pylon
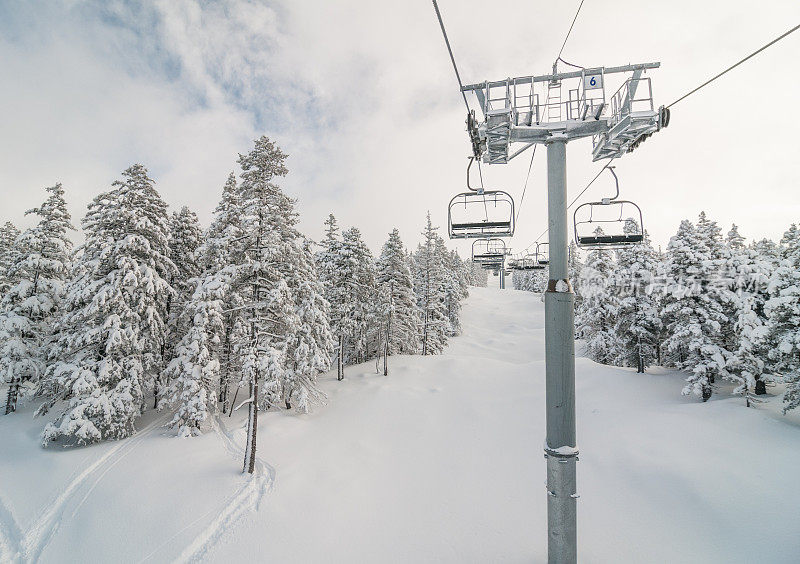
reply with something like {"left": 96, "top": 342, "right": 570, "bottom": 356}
{"left": 462, "top": 62, "right": 669, "bottom": 564}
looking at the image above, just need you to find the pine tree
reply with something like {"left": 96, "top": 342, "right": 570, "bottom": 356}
{"left": 466, "top": 258, "right": 488, "bottom": 287}
{"left": 202, "top": 173, "right": 245, "bottom": 411}
{"left": 41, "top": 165, "right": 175, "bottom": 444}
{"left": 233, "top": 136, "right": 296, "bottom": 472}
{"left": 282, "top": 239, "right": 334, "bottom": 410}
{"left": 725, "top": 224, "right": 771, "bottom": 402}
{"left": 158, "top": 206, "right": 204, "bottom": 408}
{"left": 763, "top": 225, "right": 800, "bottom": 412}
{"left": 660, "top": 216, "right": 732, "bottom": 401}
{"left": 315, "top": 214, "right": 348, "bottom": 380}
{"left": 340, "top": 227, "right": 379, "bottom": 365}
{"left": 575, "top": 228, "right": 620, "bottom": 364}
{"left": 376, "top": 229, "right": 420, "bottom": 373}
{"left": 613, "top": 222, "right": 661, "bottom": 373}
{"left": 1, "top": 184, "right": 74, "bottom": 414}
{"left": 0, "top": 221, "right": 21, "bottom": 298}
{"left": 414, "top": 213, "right": 449, "bottom": 355}
{"left": 161, "top": 274, "right": 227, "bottom": 436}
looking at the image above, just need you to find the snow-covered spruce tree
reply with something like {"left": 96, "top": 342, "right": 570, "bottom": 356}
{"left": 763, "top": 225, "right": 800, "bottom": 412}
{"left": 575, "top": 228, "right": 620, "bottom": 364}
{"left": 1, "top": 184, "right": 74, "bottom": 414}
{"left": 376, "top": 228, "right": 420, "bottom": 371}
{"left": 161, "top": 274, "right": 227, "bottom": 436}
{"left": 569, "top": 241, "right": 583, "bottom": 311}
{"left": 158, "top": 206, "right": 204, "bottom": 407}
{"left": 201, "top": 172, "right": 245, "bottom": 410}
{"left": 0, "top": 221, "right": 21, "bottom": 298}
{"left": 315, "top": 214, "right": 347, "bottom": 379}
{"left": 41, "top": 165, "right": 175, "bottom": 444}
{"left": 414, "top": 213, "right": 449, "bottom": 355}
{"left": 341, "top": 226, "right": 379, "bottom": 365}
{"left": 466, "top": 258, "right": 488, "bottom": 287}
{"left": 724, "top": 224, "right": 771, "bottom": 402}
{"left": 660, "top": 215, "right": 732, "bottom": 401}
{"left": 222, "top": 136, "right": 331, "bottom": 469}
{"left": 440, "top": 242, "right": 466, "bottom": 337}
{"left": 613, "top": 221, "right": 661, "bottom": 373}
{"left": 282, "top": 239, "right": 334, "bottom": 411}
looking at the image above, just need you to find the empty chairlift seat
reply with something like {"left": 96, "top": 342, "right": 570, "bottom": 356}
{"left": 449, "top": 190, "right": 515, "bottom": 239}
{"left": 573, "top": 199, "right": 644, "bottom": 249}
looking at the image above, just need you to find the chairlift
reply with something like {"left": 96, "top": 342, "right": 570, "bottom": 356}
{"left": 535, "top": 242, "right": 549, "bottom": 265}
{"left": 471, "top": 237, "right": 507, "bottom": 264}
{"left": 448, "top": 158, "right": 515, "bottom": 240}
{"left": 573, "top": 167, "right": 644, "bottom": 249}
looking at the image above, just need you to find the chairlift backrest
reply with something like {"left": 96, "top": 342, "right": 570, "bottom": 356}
{"left": 448, "top": 157, "right": 515, "bottom": 240}
{"left": 572, "top": 167, "right": 644, "bottom": 249}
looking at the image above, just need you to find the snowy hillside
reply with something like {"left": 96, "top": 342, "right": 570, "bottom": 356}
{"left": 2, "top": 286, "right": 800, "bottom": 563}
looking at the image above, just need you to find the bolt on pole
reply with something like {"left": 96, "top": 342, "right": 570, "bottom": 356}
{"left": 544, "top": 138, "right": 578, "bottom": 564}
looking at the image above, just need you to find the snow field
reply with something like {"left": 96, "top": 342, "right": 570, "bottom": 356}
{"left": 1, "top": 286, "right": 799, "bottom": 562}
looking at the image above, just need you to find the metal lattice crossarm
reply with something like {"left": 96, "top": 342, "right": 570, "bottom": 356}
{"left": 461, "top": 62, "right": 668, "bottom": 163}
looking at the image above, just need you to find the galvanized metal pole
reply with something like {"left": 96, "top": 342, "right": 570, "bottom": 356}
{"left": 500, "top": 268, "right": 505, "bottom": 289}
{"left": 544, "top": 138, "right": 577, "bottom": 564}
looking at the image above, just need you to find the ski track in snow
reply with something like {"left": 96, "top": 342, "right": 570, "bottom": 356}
{"left": 0, "top": 494, "right": 24, "bottom": 562}
{"left": 170, "top": 417, "right": 274, "bottom": 564}
{"left": 6, "top": 416, "right": 166, "bottom": 563}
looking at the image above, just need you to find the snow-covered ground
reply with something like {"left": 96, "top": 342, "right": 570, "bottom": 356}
{"left": 2, "top": 286, "right": 800, "bottom": 563}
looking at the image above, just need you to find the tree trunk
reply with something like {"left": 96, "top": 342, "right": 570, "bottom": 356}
{"left": 4, "top": 379, "right": 19, "bottom": 415}
{"left": 337, "top": 334, "right": 344, "bottom": 381}
{"left": 243, "top": 376, "right": 258, "bottom": 474}
{"left": 702, "top": 385, "right": 712, "bottom": 402}
{"left": 754, "top": 378, "right": 766, "bottom": 395}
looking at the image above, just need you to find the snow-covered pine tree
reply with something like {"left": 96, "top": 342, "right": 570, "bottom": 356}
{"left": 439, "top": 241, "right": 465, "bottom": 337}
{"left": 414, "top": 213, "right": 449, "bottom": 355}
{"left": 575, "top": 228, "right": 619, "bottom": 364}
{"left": 161, "top": 274, "right": 227, "bottom": 436}
{"left": 232, "top": 136, "right": 298, "bottom": 473}
{"left": 158, "top": 206, "right": 203, "bottom": 407}
{"left": 613, "top": 221, "right": 660, "bottom": 373}
{"left": 315, "top": 214, "right": 347, "bottom": 379}
{"left": 763, "top": 225, "right": 800, "bottom": 412}
{"left": 41, "top": 165, "right": 175, "bottom": 444}
{"left": 724, "top": 224, "right": 771, "bottom": 402}
{"left": 281, "top": 238, "right": 334, "bottom": 411}
{"left": 376, "top": 228, "right": 420, "bottom": 372}
{"left": 0, "top": 221, "right": 21, "bottom": 298}
{"left": 660, "top": 215, "right": 732, "bottom": 401}
{"left": 341, "top": 226, "right": 379, "bottom": 365}
{"left": 568, "top": 241, "right": 583, "bottom": 311}
{"left": 204, "top": 172, "right": 242, "bottom": 272}
{"left": 1, "top": 184, "right": 74, "bottom": 414}
{"left": 201, "top": 173, "right": 245, "bottom": 410}
{"left": 466, "top": 258, "right": 488, "bottom": 287}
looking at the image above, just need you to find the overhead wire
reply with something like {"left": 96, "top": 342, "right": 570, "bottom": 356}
{"left": 431, "top": 0, "right": 470, "bottom": 112}
{"left": 667, "top": 23, "right": 800, "bottom": 108}
{"left": 431, "top": 0, "right": 490, "bottom": 221}
{"left": 523, "top": 158, "right": 616, "bottom": 253}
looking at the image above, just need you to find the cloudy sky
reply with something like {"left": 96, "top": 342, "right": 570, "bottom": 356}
{"left": 1, "top": 0, "right": 798, "bottom": 257}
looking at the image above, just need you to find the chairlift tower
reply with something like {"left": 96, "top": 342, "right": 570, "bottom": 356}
{"left": 462, "top": 62, "right": 669, "bottom": 564}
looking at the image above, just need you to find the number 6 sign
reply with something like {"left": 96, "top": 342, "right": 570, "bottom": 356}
{"left": 584, "top": 73, "right": 603, "bottom": 90}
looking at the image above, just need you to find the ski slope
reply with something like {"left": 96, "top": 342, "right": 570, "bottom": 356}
{"left": 1, "top": 286, "right": 800, "bottom": 563}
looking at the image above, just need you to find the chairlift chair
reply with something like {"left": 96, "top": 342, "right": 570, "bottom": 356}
{"left": 535, "top": 242, "right": 549, "bottom": 265}
{"left": 471, "top": 237, "right": 507, "bottom": 264}
{"left": 448, "top": 158, "right": 515, "bottom": 240}
{"left": 573, "top": 167, "right": 644, "bottom": 249}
